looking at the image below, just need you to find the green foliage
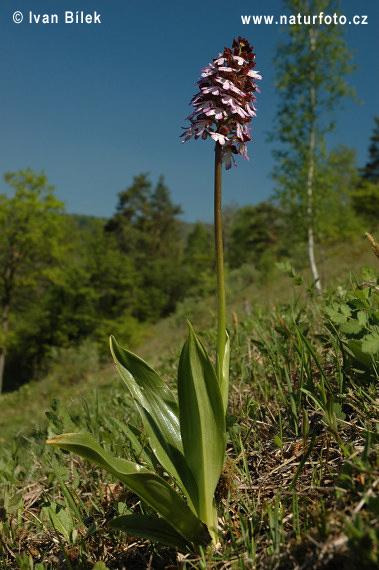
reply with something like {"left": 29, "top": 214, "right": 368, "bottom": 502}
{"left": 183, "top": 222, "right": 215, "bottom": 297}
{"left": 47, "top": 324, "right": 228, "bottom": 549}
{"left": 316, "top": 146, "right": 364, "bottom": 245}
{"left": 105, "top": 174, "right": 184, "bottom": 321}
{"left": 325, "top": 270, "right": 379, "bottom": 377}
{"left": 227, "top": 203, "right": 287, "bottom": 269}
{"left": 109, "top": 514, "right": 192, "bottom": 551}
{"left": 47, "top": 431, "right": 210, "bottom": 550}
{"left": 0, "top": 169, "right": 66, "bottom": 393}
{"left": 276, "top": 260, "right": 303, "bottom": 286}
{"left": 359, "top": 116, "right": 379, "bottom": 183}
{"left": 352, "top": 180, "right": 379, "bottom": 231}
{"left": 351, "top": 117, "right": 379, "bottom": 230}
{"left": 45, "top": 341, "right": 99, "bottom": 385}
{"left": 1, "top": 165, "right": 367, "bottom": 395}
{"left": 3, "top": 219, "right": 143, "bottom": 389}
{"left": 1, "top": 267, "right": 378, "bottom": 566}
{"left": 14, "top": 553, "right": 47, "bottom": 570}
{"left": 41, "top": 224, "right": 142, "bottom": 349}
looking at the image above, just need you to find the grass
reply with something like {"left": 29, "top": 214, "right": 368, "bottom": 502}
{"left": 0, "top": 237, "right": 378, "bottom": 569}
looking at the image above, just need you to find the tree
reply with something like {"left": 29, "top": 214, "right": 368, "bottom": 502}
{"left": 351, "top": 180, "right": 379, "bottom": 231}
{"left": 3, "top": 217, "right": 144, "bottom": 390}
{"left": 183, "top": 222, "right": 215, "bottom": 297}
{"left": 352, "top": 117, "right": 379, "bottom": 229}
{"left": 0, "top": 169, "right": 65, "bottom": 393}
{"left": 227, "top": 203, "right": 287, "bottom": 269}
{"left": 271, "top": 0, "right": 356, "bottom": 294}
{"left": 316, "top": 146, "right": 363, "bottom": 245}
{"left": 359, "top": 116, "right": 379, "bottom": 183}
{"left": 37, "top": 224, "right": 141, "bottom": 352}
{"left": 105, "top": 174, "right": 184, "bottom": 320}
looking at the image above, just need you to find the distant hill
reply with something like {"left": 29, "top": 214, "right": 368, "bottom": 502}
{"left": 64, "top": 212, "right": 213, "bottom": 243}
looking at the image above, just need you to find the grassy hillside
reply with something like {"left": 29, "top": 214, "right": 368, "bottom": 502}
{"left": 0, "top": 237, "right": 378, "bottom": 569}
{"left": 0, "top": 237, "right": 374, "bottom": 446}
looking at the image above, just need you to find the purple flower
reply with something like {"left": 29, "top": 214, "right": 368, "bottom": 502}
{"left": 181, "top": 37, "right": 261, "bottom": 169}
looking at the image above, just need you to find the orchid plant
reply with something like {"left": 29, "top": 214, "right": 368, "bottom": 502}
{"left": 47, "top": 37, "right": 260, "bottom": 551}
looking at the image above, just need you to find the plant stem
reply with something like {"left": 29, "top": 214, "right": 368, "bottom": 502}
{"left": 214, "top": 142, "right": 226, "bottom": 385}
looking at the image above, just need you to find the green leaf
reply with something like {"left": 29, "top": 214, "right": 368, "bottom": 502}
{"left": 361, "top": 333, "right": 379, "bottom": 355}
{"left": 293, "top": 276, "right": 303, "bottom": 286}
{"left": 340, "top": 304, "right": 352, "bottom": 317}
{"left": 351, "top": 288, "right": 370, "bottom": 306}
{"left": 110, "top": 513, "right": 192, "bottom": 551}
{"left": 360, "top": 266, "right": 377, "bottom": 283}
{"left": 340, "top": 320, "right": 363, "bottom": 335}
{"left": 42, "top": 503, "right": 74, "bottom": 544}
{"left": 346, "top": 339, "right": 374, "bottom": 369}
{"left": 276, "top": 261, "right": 295, "bottom": 278}
{"left": 333, "top": 402, "right": 346, "bottom": 421}
{"left": 7, "top": 492, "right": 23, "bottom": 514}
{"left": 109, "top": 336, "right": 197, "bottom": 508}
{"left": 273, "top": 435, "right": 283, "bottom": 449}
{"left": 49, "top": 460, "right": 84, "bottom": 523}
{"left": 93, "top": 563, "right": 110, "bottom": 570}
{"left": 366, "top": 496, "right": 379, "bottom": 517}
{"left": 357, "top": 310, "right": 368, "bottom": 326}
{"left": 178, "top": 323, "right": 225, "bottom": 538}
{"left": 46, "top": 433, "right": 210, "bottom": 548}
{"left": 324, "top": 306, "right": 348, "bottom": 325}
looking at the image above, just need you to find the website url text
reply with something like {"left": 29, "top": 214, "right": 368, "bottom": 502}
{"left": 241, "top": 13, "right": 368, "bottom": 26}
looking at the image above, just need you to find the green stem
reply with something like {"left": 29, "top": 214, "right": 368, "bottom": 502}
{"left": 214, "top": 143, "right": 226, "bottom": 385}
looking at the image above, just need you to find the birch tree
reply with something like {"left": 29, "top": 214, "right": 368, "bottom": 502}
{"left": 272, "top": 0, "right": 356, "bottom": 294}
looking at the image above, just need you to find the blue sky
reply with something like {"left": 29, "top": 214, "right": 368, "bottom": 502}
{"left": 1, "top": 0, "right": 378, "bottom": 222}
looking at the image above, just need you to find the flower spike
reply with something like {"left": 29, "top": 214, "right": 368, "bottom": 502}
{"left": 181, "top": 36, "right": 261, "bottom": 169}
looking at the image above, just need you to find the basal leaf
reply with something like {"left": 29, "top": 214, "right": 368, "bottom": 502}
{"left": 46, "top": 433, "right": 210, "bottom": 547}
{"left": 178, "top": 323, "right": 225, "bottom": 537}
{"left": 110, "top": 513, "right": 193, "bottom": 551}
{"left": 109, "top": 336, "right": 197, "bottom": 509}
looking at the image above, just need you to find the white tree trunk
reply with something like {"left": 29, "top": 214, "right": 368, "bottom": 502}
{"left": 307, "top": 29, "right": 322, "bottom": 296}
{"left": 0, "top": 304, "right": 9, "bottom": 394}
